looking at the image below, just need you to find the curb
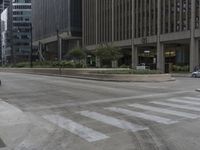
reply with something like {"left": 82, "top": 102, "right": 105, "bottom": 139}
{"left": 0, "top": 68, "right": 176, "bottom": 83}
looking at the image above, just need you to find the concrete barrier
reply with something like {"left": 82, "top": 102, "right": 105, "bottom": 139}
{"left": 0, "top": 68, "right": 175, "bottom": 82}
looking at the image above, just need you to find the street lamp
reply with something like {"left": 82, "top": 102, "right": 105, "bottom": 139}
{"left": 56, "top": 28, "right": 62, "bottom": 75}
{"left": 30, "top": 24, "right": 33, "bottom": 68}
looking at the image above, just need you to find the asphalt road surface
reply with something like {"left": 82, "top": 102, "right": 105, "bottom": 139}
{"left": 0, "top": 72, "right": 200, "bottom": 150}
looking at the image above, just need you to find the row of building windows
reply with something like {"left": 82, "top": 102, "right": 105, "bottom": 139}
{"left": 13, "top": 0, "right": 31, "bottom": 3}
{"left": 13, "top": 5, "right": 31, "bottom": 9}
{"left": 83, "top": 0, "right": 200, "bottom": 46}
{"left": 13, "top": 22, "right": 31, "bottom": 27}
{"left": 13, "top": 16, "right": 30, "bottom": 21}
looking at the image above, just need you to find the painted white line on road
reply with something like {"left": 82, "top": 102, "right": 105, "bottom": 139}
{"left": 128, "top": 104, "right": 199, "bottom": 119}
{"left": 151, "top": 101, "right": 200, "bottom": 112}
{"left": 43, "top": 115, "right": 109, "bottom": 142}
{"left": 168, "top": 98, "right": 200, "bottom": 105}
{"left": 25, "top": 91, "right": 191, "bottom": 111}
{"left": 105, "top": 107, "right": 178, "bottom": 125}
{"left": 183, "top": 97, "right": 200, "bottom": 101}
{"left": 78, "top": 111, "right": 148, "bottom": 132}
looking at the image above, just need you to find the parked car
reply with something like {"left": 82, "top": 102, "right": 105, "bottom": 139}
{"left": 192, "top": 70, "right": 200, "bottom": 78}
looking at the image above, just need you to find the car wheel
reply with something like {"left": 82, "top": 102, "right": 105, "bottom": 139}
{"left": 192, "top": 74, "right": 197, "bottom": 78}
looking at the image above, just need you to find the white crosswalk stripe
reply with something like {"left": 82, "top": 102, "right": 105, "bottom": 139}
{"left": 128, "top": 104, "right": 199, "bottom": 119}
{"left": 43, "top": 115, "right": 109, "bottom": 142}
{"left": 183, "top": 97, "right": 200, "bottom": 101}
{"left": 167, "top": 98, "right": 200, "bottom": 105}
{"left": 151, "top": 101, "right": 200, "bottom": 112}
{"left": 105, "top": 107, "right": 178, "bottom": 125}
{"left": 78, "top": 111, "right": 148, "bottom": 132}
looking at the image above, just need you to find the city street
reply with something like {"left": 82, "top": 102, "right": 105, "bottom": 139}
{"left": 0, "top": 72, "right": 200, "bottom": 150}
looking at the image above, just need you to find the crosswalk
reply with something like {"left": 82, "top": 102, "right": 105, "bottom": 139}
{"left": 42, "top": 96, "right": 200, "bottom": 143}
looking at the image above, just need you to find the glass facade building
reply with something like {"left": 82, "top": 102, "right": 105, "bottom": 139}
{"left": 1, "top": 7, "right": 11, "bottom": 64}
{"left": 32, "top": 0, "right": 82, "bottom": 61}
{"left": 12, "top": 0, "right": 32, "bottom": 63}
{"left": 0, "top": 0, "right": 10, "bottom": 64}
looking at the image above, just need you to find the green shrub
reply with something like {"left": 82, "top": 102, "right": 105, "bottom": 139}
{"left": 96, "top": 69, "right": 161, "bottom": 74}
{"left": 120, "top": 64, "right": 130, "bottom": 68}
{"left": 172, "top": 65, "right": 189, "bottom": 72}
{"left": 15, "top": 62, "right": 29, "bottom": 68}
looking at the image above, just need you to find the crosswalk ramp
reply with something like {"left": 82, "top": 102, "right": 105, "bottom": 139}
{"left": 42, "top": 96, "right": 200, "bottom": 143}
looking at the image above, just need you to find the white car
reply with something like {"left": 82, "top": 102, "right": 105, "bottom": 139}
{"left": 192, "top": 70, "right": 200, "bottom": 78}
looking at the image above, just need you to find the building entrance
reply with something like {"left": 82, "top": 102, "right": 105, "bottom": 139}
{"left": 165, "top": 44, "right": 189, "bottom": 73}
{"left": 138, "top": 47, "right": 157, "bottom": 70}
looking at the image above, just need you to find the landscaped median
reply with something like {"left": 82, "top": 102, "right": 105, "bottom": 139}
{"left": 0, "top": 68, "right": 175, "bottom": 82}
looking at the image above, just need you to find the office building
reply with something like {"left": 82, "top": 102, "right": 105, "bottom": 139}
{"left": 1, "top": 6, "right": 11, "bottom": 64}
{"left": 32, "top": 0, "right": 82, "bottom": 61}
{"left": 11, "top": 0, "right": 32, "bottom": 63}
{"left": 83, "top": 0, "right": 200, "bottom": 72}
{"left": 0, "top": 0, "right": 10, "bottom": 64}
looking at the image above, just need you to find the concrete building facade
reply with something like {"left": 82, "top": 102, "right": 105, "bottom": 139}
{"left": 32, "top": 0, "right": 82, "bottom": 61}
{"left": 1, "top": 7, "right": 11, "bottom": 64}
{"left": 0, "top": 0, "right": 10, "bottom": 64}
{"left": 83, "top": 0, "right": 200, "bottom": 72}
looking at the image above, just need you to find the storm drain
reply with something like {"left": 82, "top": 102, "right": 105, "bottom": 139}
{"left": 0, "top": 137, "right": 5, "bottom": 148}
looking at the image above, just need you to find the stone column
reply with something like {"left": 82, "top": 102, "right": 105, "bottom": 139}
{"left": 96, "top": 56, "right": 100, "bottom": 68}
{"left": 131, "top": 0, "right": 137, "bottom": 69}
{"left": 131, "top": 45, "right": 138, "bottom": 69}
{"left": 190, "top": 39, "right": 200, "bottom": 72}
{"left": 190, "top": 0, "right": 198, "bottom": 72}
{"left": 157, "top": 42, "right": 165, "bottom": 73}
{"left": 157, "top": 0, "right": 165, "bottom": 73}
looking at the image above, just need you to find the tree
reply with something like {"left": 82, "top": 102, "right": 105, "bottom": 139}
{"left": 96, "top": 44, "right": 123, "bottom": 67}
{"left": 68, "top": 47, "right": 86, "bottom": 63}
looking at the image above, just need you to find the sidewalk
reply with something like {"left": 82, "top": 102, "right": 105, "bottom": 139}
{"left": 171, "top": 73, "right": 191, "bottom": 78}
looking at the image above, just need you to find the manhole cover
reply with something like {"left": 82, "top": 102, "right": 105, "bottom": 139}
{"left": 0, "top": 138, "right": 5, "bottom": 148}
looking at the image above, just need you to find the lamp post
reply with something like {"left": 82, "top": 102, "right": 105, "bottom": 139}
{"left": 30, "top": 24, "right": 33, "bottom": 68}
{"left": 56, "top": 28, "right": 62, "bottom": 74}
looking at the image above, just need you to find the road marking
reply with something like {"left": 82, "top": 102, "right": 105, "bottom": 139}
{"left": 105, "top": 107, "right": 178, "bottom": 125}
{"left": 43, "top": 115, "right": 109, "bottom": 142}
{"left": 78, "top": 111, "right": 148, "bottom": 132}
{"left": 168, "top": 98, "right": 200, "bottom": 105}
{"left": 151, "top": 101, "right": 200, "bottom": 112}
{"left": 183, "top": 97, "right": 200, "bottom": 101}
{"left": 25, "top": 91, "right": 191, "bottom": 110}
{"left": 128, "top": 104, "right": 199, "bottom": 119}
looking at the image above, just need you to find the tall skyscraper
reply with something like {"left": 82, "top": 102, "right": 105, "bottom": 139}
{"left": 1, "top": 0, "right": 32, "bottom": 64}
{"left": 32, "top": 0, "right": 82, "bottom": 61}
{"left": 0, "top": 0, "right": 10, "bottom": 65}
{"left": 1, "top": 6, "right": 11, "bottom": 64}
{"left": 11, "top": 0, "right": 32, "bottom": 63}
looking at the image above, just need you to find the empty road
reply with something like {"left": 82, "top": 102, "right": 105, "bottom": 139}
{"left": 0, "top": 72, "right": 200, "bottom": 150}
